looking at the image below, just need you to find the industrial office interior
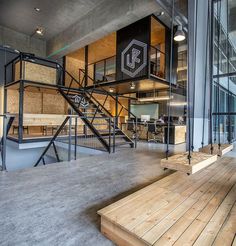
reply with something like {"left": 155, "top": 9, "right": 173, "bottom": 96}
{"left": 0, "top": 0, "right": 235, "bottom": 245}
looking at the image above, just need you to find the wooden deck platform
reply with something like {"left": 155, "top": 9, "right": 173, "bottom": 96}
{"left": 98, "top": 157, "right": 236, "bottom": 246}
{"left": 160, "top": 152, "right": 218, "bottom": 174}
{"left": 199, "top": 143, "right": 233, "bottom": 156}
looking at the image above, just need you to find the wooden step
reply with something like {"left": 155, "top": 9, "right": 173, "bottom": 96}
{"left": 160, "top": 152, "right": 218, "bottom": 175}
{"left": 98, "top": 157, "right": 236, "bottom": 246}
{"left": 199, "top": 143, "right": 233, "bottom": 156}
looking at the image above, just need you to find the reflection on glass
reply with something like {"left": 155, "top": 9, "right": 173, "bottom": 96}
{"left": 94, "top": 56, "right": 116, "bottom": 83}
{"left": 94, "top": 60, "right": 105, "bottom": 83}
{"left": 105, "top": 56, "right": 116, "bottom": 82}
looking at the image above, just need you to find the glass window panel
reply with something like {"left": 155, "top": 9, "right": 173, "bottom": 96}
{"left": 94, "top": 60, "right": 105, "bottom": 83}
{"left": 105, "top": 56, "right": 116, "bottom": 82}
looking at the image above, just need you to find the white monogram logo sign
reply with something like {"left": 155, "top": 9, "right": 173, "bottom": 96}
{"left": 121, "top": 39, "right": 147, "bottom": 77}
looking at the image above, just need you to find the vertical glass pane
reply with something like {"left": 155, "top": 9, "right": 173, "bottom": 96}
{"left": 94, "top": 60, "right": 105, "bottom": 83}
{"left": 105, "top": 56, "right": 116, "bottom": 82}
{"left": 150, "top": 16, "right": 166, "bottom": 79}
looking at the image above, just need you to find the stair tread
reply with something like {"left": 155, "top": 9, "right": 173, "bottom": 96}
{"left": 59, "top": 88, "right": 134, "bottom": 152}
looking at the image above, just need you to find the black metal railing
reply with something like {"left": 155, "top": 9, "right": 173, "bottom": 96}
{"left": 77, "top": 69, "right": 138, "bottom": 148}
{"left": 34, "top": 115, "right": 115, "bottom": 167}
{"left": 5, "top": 52, "right": 137, "bottom": 150}
{"left": 0, "top": 114, "right": 15, "bottom": 171}
{"left": 5, "top": 52, "right": 62, "bottom": 86}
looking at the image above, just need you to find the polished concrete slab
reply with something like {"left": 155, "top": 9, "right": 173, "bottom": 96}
{"left": 0, "top": 142, "right": 188, "bottom": 246}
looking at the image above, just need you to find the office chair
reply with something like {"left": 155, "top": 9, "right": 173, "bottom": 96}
{"left": 147, "top": 122, "right": 163, "bottom": 143}
{"left": 127, "top": 120, "right": 140, "bottom": 140}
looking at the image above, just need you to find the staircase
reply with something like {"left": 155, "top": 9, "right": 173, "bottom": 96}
{"left": 58, "top": 68, "right": 135, "bottom": 153}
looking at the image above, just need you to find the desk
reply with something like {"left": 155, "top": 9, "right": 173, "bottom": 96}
{"left": 13, "top": 114, "right": 84, "bottom": 126}
{"left": 11, "top": 114, "right": 85, "bottom": 137}
{"left": 164, "top": 125, "right": 186, "bottom": 144}
{"left": 122, "top": 122, "right": 186, "bottom": 145}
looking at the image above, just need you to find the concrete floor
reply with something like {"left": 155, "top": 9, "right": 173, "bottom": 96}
{"left": 0, "top": 142, "right": 186, "bottom": 246}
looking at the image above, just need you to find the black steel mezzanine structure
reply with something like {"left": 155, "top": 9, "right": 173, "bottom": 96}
{"left": 4, "top": 53, "right": 137, "bottom": 154}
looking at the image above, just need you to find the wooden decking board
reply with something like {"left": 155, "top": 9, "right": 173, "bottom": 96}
{"left": 173, "top": 172, "right": 236, "bottom": 246}
{"left": 98, "top": 172, "right": 182, "bottom": 216}
{"left": 108, "top": 189, "right": 170, "bottom": 225}
{"left": 101, "top": 217, "right": 148, "bottom": 246}
{"left": 152, "top": 164, "right": 235, "bottom": 246}
{"left": 104, "top": 159, "right": 224, "bottom": 236}
{"left": 212, "top": 202, "right": 236, "bottom": 246}
{"left": 143, "top": 164, "right": 235, "bottom": 245}
{"left": 160, "top": 152, "right": 218, "bottom": 174}
{"left": 193, "top": 184, "right": 236, "bottom": 246}
{"left": 132, "top": 160, "right": 230, "bottom": 238}
{"left": 98, "top": 157, "right": 236, "bottom": 246}
{"left": 123, "top": 192, "right": 183, "bottom": 232}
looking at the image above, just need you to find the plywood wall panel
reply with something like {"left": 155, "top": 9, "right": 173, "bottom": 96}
{"left": 7, "top": 89, "right": 67, "bottom": 115}
{"left": 7, "top": 89, "right": 19, "bottom": 113}
{"left": 65, "top": 56, "right": 84, "bottom": 88}
{"left": 24, "top": 91, "right": 42, "bottom": 114}
{"left": 14, "top": 61, "right": 57, "bottom": 84}
{"left": 42, "top": 93, "right": 66, "bottom": 114}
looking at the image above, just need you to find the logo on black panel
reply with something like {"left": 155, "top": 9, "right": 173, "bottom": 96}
{"left": 71, "top": 94, "right": 89, "bottom": 108}
{"left": 121, "top": 39, "right": 147, "bottom": 77}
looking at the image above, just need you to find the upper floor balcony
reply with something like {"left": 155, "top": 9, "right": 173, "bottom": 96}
{"left": 65, "top": 15, "right": 186, "bottom": 95}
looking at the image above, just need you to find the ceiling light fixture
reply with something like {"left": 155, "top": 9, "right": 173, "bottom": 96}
{"left": 138, "top": 96, "right": 173, "bottom": 102}
{"left": 34, "top": 7, "right": 41, "bottom": 12}
{"left": 174, "top": 25, "right": 186, "bottom": 42}
{"left": 130, "top": 82, "right": 135, "bottom": 90}
{"left": 157, "top": 11, "right": 164, "bottom": 17}
{"left": 35, "top": 27, "right": 44, "bottom": 36}
{"left": 169, "top": 101, "right": 187, "bottom": 106}
{"left": 109, "top": 87, "right": 114, "bottom": 93}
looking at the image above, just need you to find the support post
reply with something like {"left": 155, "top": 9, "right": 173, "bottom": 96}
{"left": 187, "top": 0, "right": 210, "bottom": 150}
{"left": 84, "top": 45, "right": 88, "bottom": 87}
{"left": 18, "top": 81, "right": 24, "bottom": 143}
{"left": 74, "top": 117, "right": 78, "bottom": 160}
{"left": 68, "top": 117, "right": 72, "bottom": 161}
{"left": 1, "top": 116, "right": 7, "bottom": 171}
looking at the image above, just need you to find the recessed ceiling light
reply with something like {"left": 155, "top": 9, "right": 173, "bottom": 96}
{"left": 130, "top": 82, "right": 135, "bottom": 90}
{"left": 109, "top": 87, "right": 114, "bottom": 93}
{"left": 34, "top": 7, "right": 41, "bottom": 12}
{"left": 157, "top": 11, "right": 164, "bottom": 17}
{"left": 35, "top": 27, "right": 44, "bottom": 36}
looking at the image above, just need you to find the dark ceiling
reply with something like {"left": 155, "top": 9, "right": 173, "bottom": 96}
{"left": 0, "top": 0, "right": 105, "bottom": 40}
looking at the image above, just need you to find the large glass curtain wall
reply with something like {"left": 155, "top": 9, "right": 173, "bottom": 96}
{"left": 212, "top": 0, "right": 236, "bottom": 143}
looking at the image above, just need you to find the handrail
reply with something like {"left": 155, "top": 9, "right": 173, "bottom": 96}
{"left": 79, "top": 69, "right": 137, "bottom": 119}
{"left": 34, "top": 114, "right": 114, "bottom": 166}
{"left": 0, "top": 114, "right": 15, "bottom": 171}
{"left": 34, "top": 116, "right": 70, "bottom": 167}
{"left": 59, "top": 90, "right": 111, "bottom": 152}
